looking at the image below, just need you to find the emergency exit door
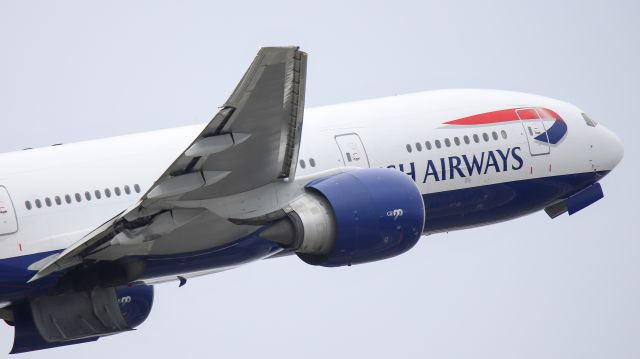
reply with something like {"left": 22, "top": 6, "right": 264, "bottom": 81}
{"left": 0, "top": 186, "right": 17, "bottom": 235}
{"left": 335, "top": 133, "right": 370, "bottom": 168}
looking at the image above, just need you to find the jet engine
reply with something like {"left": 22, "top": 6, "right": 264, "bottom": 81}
{"left": 261, "top": 168, "right": 425, "bottom": 267}
{"left": 10, "top": 285, "right": 153, "bottom": 353}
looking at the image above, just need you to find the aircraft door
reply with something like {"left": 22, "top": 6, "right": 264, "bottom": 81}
{"left": 335, "top": 133, "right": 370, "bottom": 168}
{"left": 517, "top": 108, "right": 550, "bottom": 156}
{"left": 0, "top": 186, "right": 18, "bottom": 235}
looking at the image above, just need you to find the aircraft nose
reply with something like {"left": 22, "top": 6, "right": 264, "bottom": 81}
{"left": 600, "top": 125, "right": 624, "bottom": 170}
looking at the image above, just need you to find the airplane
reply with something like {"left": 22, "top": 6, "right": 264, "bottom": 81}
{"left": 0, "top": 46, "right": 623, "bottom": 353}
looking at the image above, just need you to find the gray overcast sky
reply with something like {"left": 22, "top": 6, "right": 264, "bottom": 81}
{"left": 0, "top": 1, "right": 638, "bottom": 358}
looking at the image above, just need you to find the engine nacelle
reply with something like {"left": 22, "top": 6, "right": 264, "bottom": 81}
{"left": 10, "top": 285, "right": 154, "bottom": 353}
{"left": 261, "top": 168, "right": 425, "bottom": 267}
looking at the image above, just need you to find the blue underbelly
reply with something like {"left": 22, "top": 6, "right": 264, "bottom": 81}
{"left": 423, "top": 171, "right": 608, "bottom": 234}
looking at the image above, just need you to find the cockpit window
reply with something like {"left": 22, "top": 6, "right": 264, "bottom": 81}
{"left": 582, "top": 113, "right": 598, "bottom": 127}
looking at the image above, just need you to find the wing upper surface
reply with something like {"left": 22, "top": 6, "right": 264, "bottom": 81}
{"left": 29, "top": 46, "right": 307, "bottom": 282}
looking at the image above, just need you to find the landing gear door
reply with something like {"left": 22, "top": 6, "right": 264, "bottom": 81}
{"left": 335, "top": 133, "right": 370, "bottom": 168}
{"left": 0, "top": 186, "right": 18, "bottom": 235}
{"left": 517, "top": 108, "right": 550, "bottom": 156}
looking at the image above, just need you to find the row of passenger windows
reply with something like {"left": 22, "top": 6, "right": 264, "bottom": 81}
{"left": 25, "top": 184, "right": 141, "bottom": 210}
{"left": 299, "top": 158, "right": 317, "bottom": 169}
{"left": 406, "top": 130, "right": 508, "bottom": 153}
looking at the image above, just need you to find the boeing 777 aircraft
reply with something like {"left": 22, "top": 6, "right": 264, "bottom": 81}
{"left": 0, "top": 47, "right": 623, "bottom": 353}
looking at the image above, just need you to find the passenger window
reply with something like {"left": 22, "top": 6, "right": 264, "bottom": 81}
{"left": 425, "top": 141, "right": 432, "bottom": 150}
{"left": 35, "top": 199, "right": 42, "bottom": 208}
{"left": 105, "top": 188, "right": 112, "bottom": 198}
{"left": 134, "top": 184, "right": 141, "bottom": 193}
{"left": 492, "top": 131, "right": 498, "bottom": 140}
{"left": 482, "top": 133, "right": 489, "bottom": 142}
{"left": 45, "top": 198, "right": 52, "bottom": 207}
{"left": 435, "top": 140, "right": 442, "bottom": 149}
{"left": 65, "top": 194, "right": 72, "bottom": 204}
{"left": 75, "top": 193, "right": 82, "bottom": 202}
{"left": 463, "top": 135, "right": 470, "bottom": 144}
{"left": 300, "top": 159, "right": 306, "bottom": 169}
{"left": 415, "top": 142, "right": 422, "bottom": 151}
{"left": 406, "top": 144, "right": 412, "bottom": 153}
{"left": 124, "top": 185, "right": 131, "bottom": 195}
{"left": 85, "top": 191, "right": 92, "bottom": 201}
{"left": 309, "top": 158, "right": 316, "bottom": 167}
{"left": 115, "top": 187, "right": 122, "bottom": 196}
{"left": 444, "top": 138, "right": 451, "bottom": 147}
{"left": 454, "top": 137, "right": 461, "bottom": 146}
{"left": 95, "top": 190, "right": 102, "bottom": 199}
{"left": 501, "top": 130, "right": 507, "bottom": 139}
{"left": 25, "top": 201, "right": 32, "bottom": 210}
{"left": 55, "top": 196, "right": 61, "bottom": 205}
{"left": 473, "top": 134, "right": 480, "bottom": 143}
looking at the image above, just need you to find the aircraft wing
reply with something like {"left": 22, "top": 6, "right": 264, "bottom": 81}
{"left": 29, "top": 46, "right": 307, "bottom": 282}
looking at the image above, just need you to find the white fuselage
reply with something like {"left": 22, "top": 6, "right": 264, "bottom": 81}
{"left": 0, "top": 90, "right": 623, "bottom": 267}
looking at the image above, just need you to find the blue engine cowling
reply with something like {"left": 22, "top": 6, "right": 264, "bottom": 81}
{"left": 115, "top": 284, "right": 155, "bottom": 329}
{"left": 10, "top": 284, "right": 154, "bottom": 354}
{"left": 297, "top": 168, "right": 425, "bottom": 267}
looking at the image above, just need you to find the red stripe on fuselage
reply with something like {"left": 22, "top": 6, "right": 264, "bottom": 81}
{"left": 538, "top": 108, "right": 562, "bottom": 120}
{"left": 444, "top": 107, "right": 562, "bottom": 125}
